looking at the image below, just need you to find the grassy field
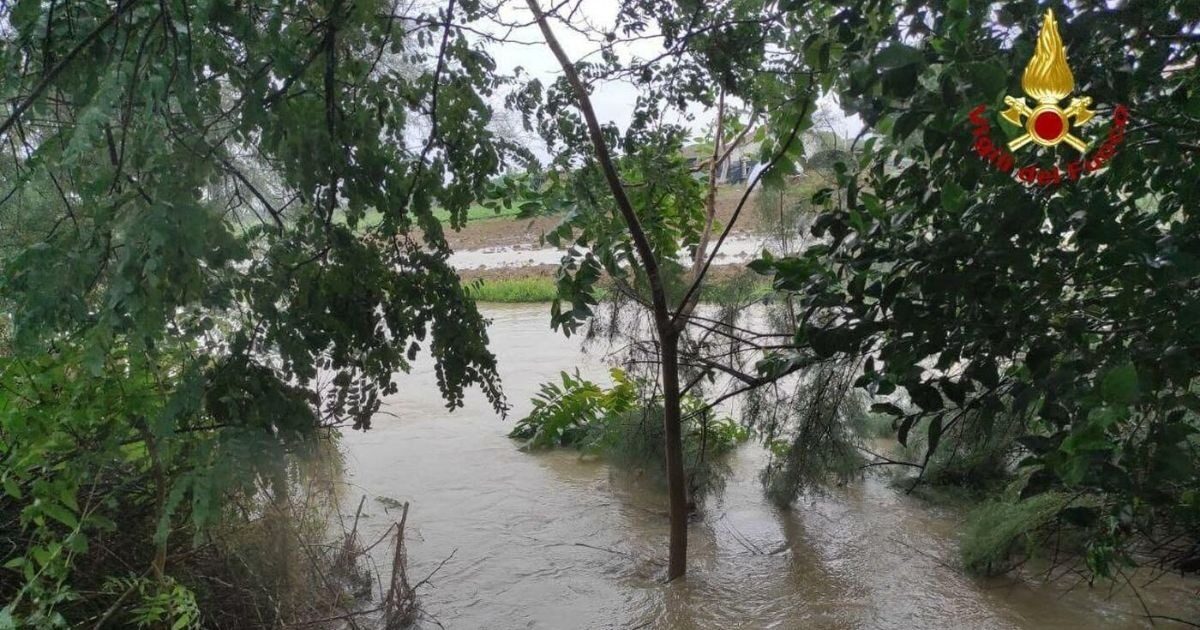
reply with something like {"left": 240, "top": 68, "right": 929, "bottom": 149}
{"left": 344, "top": 204, "right": 525, "bottom": 230}
{"left": 433, "top": 204, "right": 524, "bottom": 223}
{"left": 465, "top": 275, "right": 772, "bottom": 304}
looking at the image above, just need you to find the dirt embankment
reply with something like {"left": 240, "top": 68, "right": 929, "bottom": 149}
{"left": 448, "top": 186, "right": 768, "bottom": 283}
{"left": 445, "top": 215, "right": 563, "bottom": 251}
{"left": 458, "top": 264, "right": 558, "bottom": 282}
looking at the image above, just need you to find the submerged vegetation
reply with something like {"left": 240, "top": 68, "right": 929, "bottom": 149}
{"left": 959, "top": 492, "right": 1074, "bottom": 576}
{"left": 0, "top": 426, "right": 380, "bottom": 628}
{"left": 509, "top": 369, "right": 747, "bottom": 505}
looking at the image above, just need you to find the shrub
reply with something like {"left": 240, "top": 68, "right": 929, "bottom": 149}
{"left": 510, "top": 369, "right": 747, "bottom": 505}
{"left": 587, "top": 400, "right": 747, "bottom": 504}
{"left": 960, "top": 492, "right": 1071, "bottom": 576}
{"left": 508, "top": 368, "right": 636, "bottom": 448}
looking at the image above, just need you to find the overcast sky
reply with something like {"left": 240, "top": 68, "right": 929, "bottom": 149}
{"left": 463, "top": 0, "right": 864, "bottom": 152}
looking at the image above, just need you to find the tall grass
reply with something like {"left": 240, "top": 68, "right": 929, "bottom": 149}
{"left": 466, "top": 275, "right": 770, "bottom": 303}
{"left": 960, "top": 492, "right": 1071, "bottom": 575}
{"left": 433, "top": 204, "right": 524, "bottom": 223}
{"left": 342, "top": 205, "right": 526, "bottom": 231}
{"left": 466, "top": 277, "right": 560, "bottom": 302}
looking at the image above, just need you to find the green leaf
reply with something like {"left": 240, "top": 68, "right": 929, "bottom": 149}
{"left": 1021, "top": 468, "right": 1058, "bottom": 499}
{"left": 874, "top": 43, "right": 924, "bottom": 70}
{"left": 926, "top": 413, "right": 944, "bottom": 455}
{"left": 11, "top": 0, "right": 40, "bottom": 29}
{"left": 940, "top": 181, "right": 967, "bottom": 213}
{"left": 2, "top": 476, "right": 21, "bottom": 500}
{"left": 1101, "top": 362, "right": 1138, "bottom": 404}
{"left": 963, "top": 62, "right": 1008, "bottom": 101}
{"left": 893, "top": 110, "right": 927, "bottom": 141}
{"left": 40, "top": 502, "right": 79, "bottom": 529}
{"left": 897, "top": 415, "right": 918, "bottom": 447}
{"left": 905, "top": 382, "right": 944, "bottom": 412}
{"left": 1059, "top": 506, "right": 1100, "bottom": 527}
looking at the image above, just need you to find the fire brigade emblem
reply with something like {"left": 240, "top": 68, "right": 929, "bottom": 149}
{"left": 1000, "top": 9, "right": 1095, "bottom": 153}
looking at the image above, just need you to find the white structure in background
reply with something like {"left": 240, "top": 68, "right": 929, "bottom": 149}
{"left": 681, "top": 133, "right": 842, "bottom": 186}
{"left": 680, "top": 141, "right": 762, "bottom": 185}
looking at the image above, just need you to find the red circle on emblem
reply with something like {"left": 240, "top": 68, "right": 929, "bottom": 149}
{"left": 1033, "top": 110, "right": 1064, "bottom": 141}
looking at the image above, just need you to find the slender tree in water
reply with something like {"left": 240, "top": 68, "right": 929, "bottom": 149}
{"left": 509, "top": 0, "right": 831, "bottom": 578}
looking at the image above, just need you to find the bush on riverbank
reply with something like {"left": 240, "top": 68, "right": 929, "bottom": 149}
{"left": 594, "top": 400, "right": 749, "bottom": 505}
{"left": 0, "top": 424, "right": 378, "bottom": 628}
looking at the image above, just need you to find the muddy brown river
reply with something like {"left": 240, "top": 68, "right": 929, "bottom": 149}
{"left": 340, "top": 304, "right": 1197, "bottom": 629}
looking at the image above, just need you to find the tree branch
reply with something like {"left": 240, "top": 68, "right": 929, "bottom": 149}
{"left": 399, "top": 0, "right": 457, "bottom": 215}
{"left": 0, "top": 0, "right": 139, "bottom": 142}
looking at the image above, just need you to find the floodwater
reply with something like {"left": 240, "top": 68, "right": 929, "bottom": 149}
{"left": 447, "top": 234, "right": 767, "bottom": 270}
{"left": 340, "top": 304, "right": 1197, "bottom": 629}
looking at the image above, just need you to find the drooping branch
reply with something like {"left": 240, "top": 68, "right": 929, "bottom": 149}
{"left": 218, "top": 155, "right": 286, "bottom": 231}
{"left": 399, "top": 0, "right": 458, "bottom": 215}
{"left": 323, "top": 0, "right": 342, "bottom": 225}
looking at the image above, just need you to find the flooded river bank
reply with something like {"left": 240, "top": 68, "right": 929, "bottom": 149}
{"left": 447, "top": 234, "right": 767, "bottom": 271}
{"left": 340, "top": 305, "right": 1196, "bottom": 629}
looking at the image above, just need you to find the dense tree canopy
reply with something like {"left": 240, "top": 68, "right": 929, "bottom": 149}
{"left": 0, "top": 0, "right": 516, "bottom": 624}
{"left": 754, "top": 0, "right": 1200, "bottom": 575}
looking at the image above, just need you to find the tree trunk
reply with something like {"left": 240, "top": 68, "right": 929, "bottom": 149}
{"left": 692, "top": 89, "right": 725, "bottom": 273}
{"left": 526, "top": 0, "right": 690, "bottom": 580}
{"left": 659, "top": 325, "right": 688, "bottom": 580}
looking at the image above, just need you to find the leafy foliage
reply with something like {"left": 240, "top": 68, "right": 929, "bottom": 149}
{"left": 101, "top": 576, "right": 202, "bottom": 630}
{"left": 510, "top": 368, "right": 747, "bottom": 503}
{"left": 752, "top": 0, "right": 1200, "bottom": 575}
{"left": 0, "top": 0, "right": 516, "bottom": 625}
{"left": 509, "top": 368, "right": 637, "bottom": 448}
{"left": 506, "top": 0, "right": 831, "bottom": 335}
